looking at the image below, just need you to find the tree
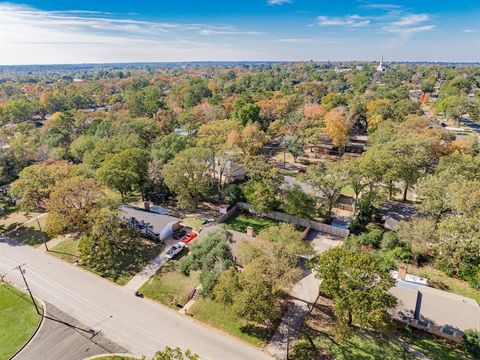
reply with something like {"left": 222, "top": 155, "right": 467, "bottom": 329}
{"left": 312, "top": 247, "right": 397, "bottom": 338}
{"left": 162, "top": 147, "right": 212, "bottom": 208}
{"left": 10, "top": 161, "right": 80, "bottom": 212}
{"left": 178, "top": 229, "right": 234, "bottom": 296}
{"left": 151, "top": 134, "right": 191, "bottom": 165}
{"left": 397, "top": 218, "right": 437, "bottom": 264}
{"left": 147, "top": 347, "right": 199, "bottom": 360}
{"left": 0, "top": 98, "right": 34, "bottom": 124}
{"left": 45, "top": 176, "right": 103, "bottom": 237}
{"left": 231, "top": 96, "right": 262, "bottom": 128}
{"left": 282, "top": 184, "right": 317, "bottom": 218}
{"left": 78, "top": 208, "right": 145, "bottom": 279}
{"left": 97, "top": 148, "right": 150, "bottom": 200}
{"left": 324, "top": 107, "right": 351, "bottom": 157}
{"left": 463, "top": 329, "right": 480, "bottom": 359}
{"left": 215, "top": 224, "right": 309, "bottom": 323}
{"left": 283, "top": 138, "right": 305, "bottom": 163}
{"left": 304, "top": 162, "right": 347, "bottom": 222}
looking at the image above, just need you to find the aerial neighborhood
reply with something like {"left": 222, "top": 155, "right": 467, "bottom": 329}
{"left": 1, "top": 1, "right": 480, "bottom": 360}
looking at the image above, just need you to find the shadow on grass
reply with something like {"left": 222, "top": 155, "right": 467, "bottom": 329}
{"left": 8, "top": 226, "right": 49, "bottom": 247}
{"left": 240, "top": 323, "right": 275, "bottom": 342}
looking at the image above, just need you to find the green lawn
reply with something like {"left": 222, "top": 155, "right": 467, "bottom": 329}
{"left": 182, "top": 217, "right": 204, "bottom": 231}
{"left": 50, "top": 236, "right": 80, "bottom": 263}
{"left": 292, "top": 330, "right": 414, "bottom": 360}
{"left": 3, "top": 215, "right": 50, "bottom": 247}
{"left": 223, "top": 214, "right": 279, "bottom": 235}
{"left": 341, "top": 185, "right": 355, "bottom": 197}
{"left": 50, "top": 237, "right": 164, "bottom": 286}
{"left": 408, "top": 336, "right": 471, "bottom": 360}
{"left": 0, "top": 283, "right": 42, "bottom": 359}
{"left": 405, "top": 264, "right": 480, "bottom": 305}
{"left": 189, "top": 298, "right": 274, "bottom": 347}
{"left": 140, "top": 262, "right": 200, "bottom": 308}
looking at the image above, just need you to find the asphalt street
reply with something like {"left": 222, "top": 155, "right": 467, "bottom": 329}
{"left": 0, "top": 239, "right": 272, "bottom": 360}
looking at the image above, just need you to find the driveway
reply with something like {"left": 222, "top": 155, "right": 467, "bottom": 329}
{"left": 266, "top": 230, "right": 342, "bottom": 359}
{"left": 0, "top": 239, "right": 272, "bottom": 360}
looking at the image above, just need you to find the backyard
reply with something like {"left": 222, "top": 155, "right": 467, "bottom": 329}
{"left": 223, "top": 213, "right": 279, "bottom": 235}
{"left": 140, "top": 262, "right": 200, "bottom": 308}
{"left": 0, "top": 283, "right": 42, "bottom": 359}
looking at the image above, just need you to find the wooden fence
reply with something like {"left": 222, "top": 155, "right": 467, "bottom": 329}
{"left": 233, "top": 202, "right": 349, "bottom": 238}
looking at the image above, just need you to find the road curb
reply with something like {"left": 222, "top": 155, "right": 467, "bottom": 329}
{"left": 8, "top": 285, "right": 46, "bottom": 360}
{"left": 83, "top": 353, "right": 140, "bottom": 360}
{"left": 140, "top": 293, "right": 272, "bottom": 357}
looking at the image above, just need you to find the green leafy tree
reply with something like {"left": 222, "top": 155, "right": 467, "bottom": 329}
{"left": 10, "top": 161, "right": 80, "bottom": 212}
{"left": 304, "top": 162, "right": 347, "bottom": 222}
{"left": 147, "top": 347, "right": 199, "bottom": 360}
{"left": 162, "top": 147, "right": 212, "bottom": 208}
{"left": 282, "top": 184, "right": 317, "bottom": 219}
{"left": 463, "top": 329, "right": 480, "bottom": 359}
{"left": 312, "top": 247, "right": 397, "bottom": 338}
{"left": 151, "top": 134, "right": 191, "bottom": 165}
{"left": 78, "top": 208, "right": 145, "bottom": 280}
{"left": 97, "top": 148, "right": 150, "bottom": 200}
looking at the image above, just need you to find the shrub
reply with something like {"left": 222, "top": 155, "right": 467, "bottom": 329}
{"left": 463, "top": 329, "right": 480, "bottom": 359}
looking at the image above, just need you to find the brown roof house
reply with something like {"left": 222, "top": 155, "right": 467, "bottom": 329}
{"left": 390, "top": 268, "right": 480, "bottom": 342}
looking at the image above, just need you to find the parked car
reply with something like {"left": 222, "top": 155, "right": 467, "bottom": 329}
{"left": 173, "top": 229, "right": 187, "bottom": 240}
{"left": 164, "top": 242, "right": 186, "bottom": 260}
{"left": 180, "top": 231, "right": 198, "bottom": 244}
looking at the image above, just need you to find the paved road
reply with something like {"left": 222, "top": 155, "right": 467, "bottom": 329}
{"left": 0, "top": 239, "right": 272, "bottom": 360}
{"left": 15, "top": 302, "right": 126, "bottom": 360}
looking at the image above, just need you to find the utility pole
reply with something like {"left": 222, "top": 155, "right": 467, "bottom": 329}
{"left": 14, "top": 264, "right": 41, "bottom": 316}
{"left": 36, "top": 217, "right": 48, "bottom": 252}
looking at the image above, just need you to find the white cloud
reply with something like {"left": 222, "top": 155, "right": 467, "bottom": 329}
{"left": 267, "top": 0, "right": 291, "bottom": 5}
{"left": 317, "top": 15, "right": 370, "bottom": 27}
{"left": 0, "top": 3, "right": 264, "bottom": 64}
{"left": 382, "top": 14, "right": 434, "bottom": 36}
{"left": 463, "top": 29, "right": 476, "bottom": 33}
{"left": 390, "top": 14, "right": 429, "bottom": 27}
{"left": 273, "top": 38, "right": 312, "bottom": 43}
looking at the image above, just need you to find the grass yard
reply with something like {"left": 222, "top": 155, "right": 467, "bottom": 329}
{"left": 50, "top": 237, "right": 163, "bottom": 286}
{"left": 140, "top": 262, "right": 200, "bottom": 308}
{"left": 292, "top": 330, "right": 414, "bottom": 360}
{"left": 223, "top": 214, "right": 279, "bottom": 235}
{"left": 182, "top": 216, "right": 204, "bottom": 231}
{"left": 407, "top": 336, "right": 471, "bottom": 360}
{"left": 6, "top": 215, "right": 50, "bottom": 247}
{"left": 405, "top": 264, "right": 480, "bottom": 305}
{"left": 50, "top": 236, "right": 80, "bottom": 263}
{"left": 341, "top": 185, "right": 355, "bottom": 197}
{"left": 189, "top": 298, "right": 274, "bottom": 347}
{"left": 0, "top": 283, "right": 42, "bottom": 359}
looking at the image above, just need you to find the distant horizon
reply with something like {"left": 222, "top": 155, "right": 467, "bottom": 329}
{"left": 2, "top": 59, "right": 480, "bottom": 68}
{"left": 1, "top": 1, "right": 480, "bottom": 65}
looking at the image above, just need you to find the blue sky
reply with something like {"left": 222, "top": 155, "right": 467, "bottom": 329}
{"left": 1, "top": 1, "right": 479, "bottom": 65}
